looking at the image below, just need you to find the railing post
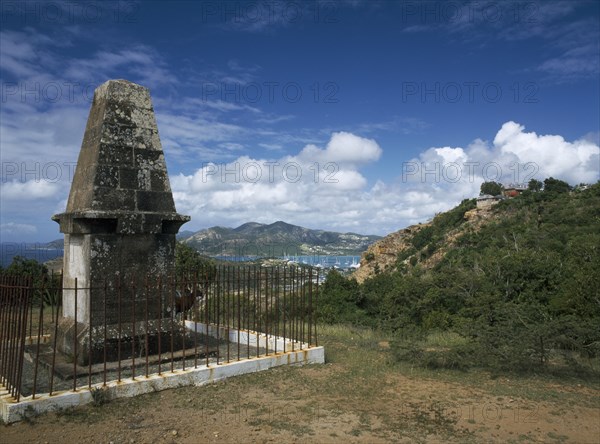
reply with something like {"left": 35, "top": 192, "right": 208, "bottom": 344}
{"left": 73, "top": 277, "right": 78, "bottom": 392}
{"left": 15, "top": 277, "right": 33, "bottom": 401}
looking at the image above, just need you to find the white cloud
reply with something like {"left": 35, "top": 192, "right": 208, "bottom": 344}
{"left": 1, "top": 180, "right": 62, "bottom": 200}
{"left": 2, "top": 121, "right": 596, "bottom": 241}
{"left": 492, "top": 121, "right": 599, "bottom": 184}
{"left": 171, "top": 132, "right": 383, "bottom": 231}
{"left": 406, "top": 121, "right": 599, "bottom": 189}
{"left": 298, "top": 131, "right": 382, "bottom": 167}
{"left": 0, "top": 222, "right": 37, "bottom": 235}
{"left": 172, "top": 123, "right": 599, "bottom": 236}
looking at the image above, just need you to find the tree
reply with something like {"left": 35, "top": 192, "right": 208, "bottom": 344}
{"left": 528, "top": 179, "right": 543, "bottom": 192}
{"left": 480, "top": 181, "right": 503, "bottom": 196}
{"left": 4, "top": 255, "right": 48, "bottom": 276}
{"left": 543, "top": 177, "right": 571, "bottom": 194}
{"left": 175, "top": 242, "right": 216, "bottom": 281}
{"left": 317, "top": 269, "right": 363, "bottom": 324}
{"left": 2, "top": 256, "right": 61, "bottom": 306}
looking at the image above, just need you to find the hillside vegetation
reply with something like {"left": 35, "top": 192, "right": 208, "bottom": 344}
{"left": 319, "top": 182, "right": 600, "bottom": 376}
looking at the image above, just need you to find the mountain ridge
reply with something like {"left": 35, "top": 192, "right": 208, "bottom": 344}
{"left": 181, "top": 221, "right": 381, "bottom": 257}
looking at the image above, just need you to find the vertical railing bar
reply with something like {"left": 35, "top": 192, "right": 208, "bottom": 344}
{"left": 271, "top": 267, "right": 275, "bottom": 354}
{"left": 204, "top": 267, "right": 210, "bottom": 367}
{"left": 4, "top": 276, "right": 11, "bottom": 385}
{"left": 48, "top": 271, "right": 54, "bottom": 330}
{"left": 8, "top": 276, "right": 17, "bottom": 396}
{"left": 279, "top": 266, "right": 283, "bottom": 351}
{"left": 4, "top": 276, "right": 10, "bottom": 387}
{"left": 216, "top": 267, "right": 220, "bottom": 365}
{"left": 2, "top": 276, "right": 12, "bottom": 389}
{"left": 298, "top": 267, "right": 302, "bottom": 346}
{"left": 30, "top": 276, "right": 47, "bottom": 399}
{"left": 283, "top": 267, "right": 287, "bottom": 353}
{"left": 11, "top": 277, "right": 21, "bottom": 399}
{"left": 255, "top": 266, "right": 259, "bottom": 358}
{"left": 158, "top": 275, "right": 162, "bottom": 375}
{"left": 226, "top": 266, "right": 230, "bottom": 363}
{"left": 246, "top": 266, "right": 250, "bottom": 360}
{"left": 237, "top": 266, "right": 241, "bottom": 361}
{"left": 117, "top": 274, "right": 122, "bottom": 382}
{"left": 9, "top": 276, "right": 19, "bottom": 398}
{"left": 12, "top": 275, "right": 22, "bottom": 397}
{"left": 28, "top": 277, "right": 34, "bottom": 338}
{"left": 8, "top": 275, "right": 17, "bottom": 394}
{"left": 88, "top": 280, "right": 93, "bottom": 389}
{"left": 1, "top": 276, "right": 9, "bottom": 385}
{"left": 300, "top": 266, "right": 304, "bottom": 346}
{"left": 297, "top": 265, "right": 301, "bottom": 345}
{"left": 0, "top": 276, "right": 10, "bottom": 389}
{"left": 49, "top": 274, "right": 61, "bottom": 395}
{"left": 278, "top": 266, "right": 281, "bottom": 351}
{"left": 291, "top": 267, "right": 296, "bottom": 351}
{"left": 17, "top": 275, "right": 27, "bottom": 398}
{"left": 14, "top": 278, "right": 29, "bottom": 401}
{"left": 275, "top": 266, "right": 279, "bottom": 354}
{"left": 32, "top": 275, "right": 46, "bottom": 399}
{"left": 300, "top": 267, "right": 306, "bottom": 350}
{"left": 5, "top": 276, "right": 15, "bottom": 397}
{"left": 0, "top": 278, "right": 6, "bottom": 387}
{"left": 272, "top": 267, "right": 276, "bottom": 355}
{"left": 1, "top": 278, "right": 6, "bottom": 386}
{"left": 3, "top": 276, "right": 10, "bottom": 390}
{"left": 0, "top": 277, "right": 6, "bottom": 386}
{"left": 193, "top": 271, "right": 198, "bottom": 369}
{"left": 1, "top": 276, "right": 5, "bottom": 387}
{"left": 265, "top": 268, "right": 269, "bottom": 357}
{"left": 103, "top": 278, "right": 108, "bottom": 386}
{"left": 13, "top": 277, "right": 28, "bottom": 401}
{"left": 5, "top": 276, "right": 12, "bottom": 389}
{"left": 169, "top": 274, "right": 175, "bottom": 373}
{"left": 298, "top": 268, "right": 302, "bottom": 349}
{"left": 73, "top": 277, "right": 78, "bottom": 392}
{"left": 297, "top": 267, "right": 301, "bottom": 346}
{"left": 131, "top": 277, "right": 136, "bottom": 380}
{"left": 213, "top": 265, "right": 217, "bottom": 359}
{"left": 7, "top": 276, "right": 16, "bottom": 397}
{"left": 144, "top": 275, "right": 149, "bottom": 378}
{"left": 181, "top": 274, "right": 187, "bottom": 372}
{"left": 308, "top": 267, "right": 313, "bottom": 347}
{"left": 315, "top": 270, "right": 319, "bottom": 347}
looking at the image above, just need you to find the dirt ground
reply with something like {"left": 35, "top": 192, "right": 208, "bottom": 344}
{"left": 2, "top": 328, "right": 599, "bottom": 443}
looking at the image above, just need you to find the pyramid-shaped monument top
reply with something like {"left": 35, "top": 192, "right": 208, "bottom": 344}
{"left": 53, "top": 79, "right": 189, "bottom": 235}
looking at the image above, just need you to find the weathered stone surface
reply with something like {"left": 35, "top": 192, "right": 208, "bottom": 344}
{"left": 57, "top": 79, "right": 179, "bottom": 217}
{"left": 52, "top": 79, "right": 190, "bottom": 365}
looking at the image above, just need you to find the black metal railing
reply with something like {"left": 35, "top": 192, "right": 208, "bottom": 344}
{"left": 0, "top": 265, "right": 319, "bottom": 400}
{"left": 0, "top": 275, "right": 33, "bottom": 402}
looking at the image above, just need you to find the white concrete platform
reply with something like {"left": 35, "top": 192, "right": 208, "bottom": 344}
{"left": 1, "top": 323, "right": 324, "bottom": 424}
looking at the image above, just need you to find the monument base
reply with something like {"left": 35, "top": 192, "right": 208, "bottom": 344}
{"left": 55, "top": 317, "right": 200, "bottom": 366}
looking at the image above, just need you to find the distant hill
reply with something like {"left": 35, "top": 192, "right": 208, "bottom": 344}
{"left": 0, "top": 239, "right": 64, "bottom": 267}
{"left": 44, "top": 239, "right": 64, "bottom": 249}
{"left": 181, "top": 221, "right": 381, "bottom": 257}
{"left": 2, "top": 222, "right": 378, "bottom": 268}
{"left": 176, "top": 230, "right": 195, "bottom": 240}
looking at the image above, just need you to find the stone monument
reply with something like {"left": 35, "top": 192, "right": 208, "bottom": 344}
{"left": 52, "top": 79, "right": 190, "bottom": 365}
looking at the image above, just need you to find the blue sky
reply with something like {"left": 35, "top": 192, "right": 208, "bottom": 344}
{"left": 1, "top": 0, "right": 599, "bottom": 244}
